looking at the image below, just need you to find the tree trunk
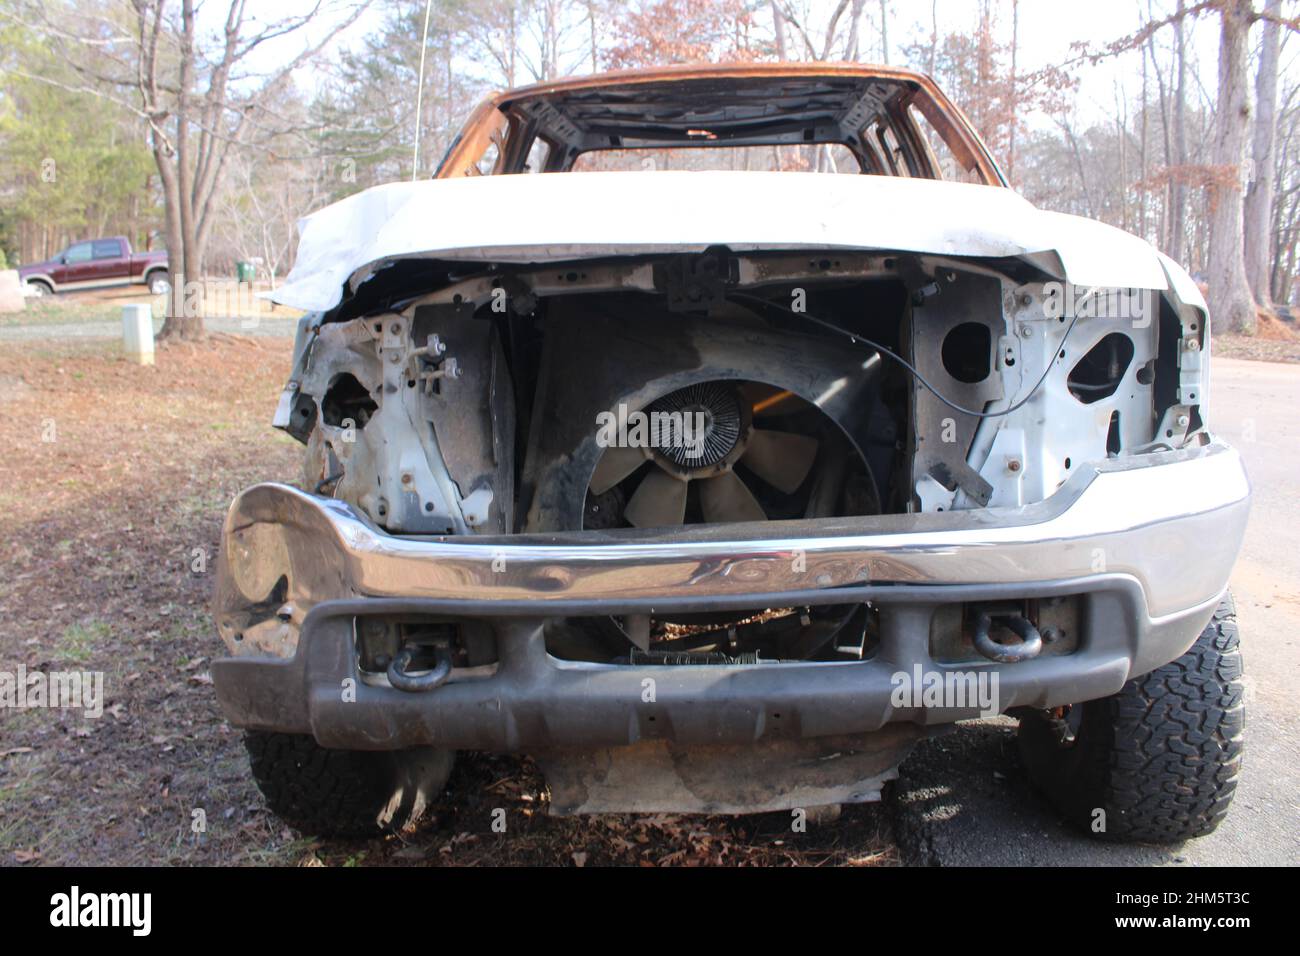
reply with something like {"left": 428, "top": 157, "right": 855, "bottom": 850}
{"left": 930, "top": 0, "right": 938, "bottom": 75}
{"left": 1244, "top": 0, "right": 1280, "bottom": 306}
{"left": 1207, "top": 0, "right": 1257, "bottom": 335}
{"left": 846, "top": 0, "right": 865, "bottom": 59}
{"left": 158, "top": 0, "right": 205, "bottom": 341}
{"left": 1007, "top": 0, "right": 1018, "bottom": 184}
{"left": 878, "top": 0, "right": 888, "bottom": 63}
{"left": 1169, "top": 0, "right": 1189, "bottom": 264}
{"left": 771, "top": 1, "right": 787, "bottom": 59}
{"left": 1139, "top": 25, "right": 1148, "bottom": 240}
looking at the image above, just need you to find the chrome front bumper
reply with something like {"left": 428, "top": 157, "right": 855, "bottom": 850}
{"left": 212, "top": 439, "right": 1249, "bottom": 751}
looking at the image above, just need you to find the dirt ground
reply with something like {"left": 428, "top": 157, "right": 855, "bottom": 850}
{"left": 1212, "top": 308, "right": 1300, "bottom": 363}
{"left": 0, "top": 334, "right": 897, "bottom": 867}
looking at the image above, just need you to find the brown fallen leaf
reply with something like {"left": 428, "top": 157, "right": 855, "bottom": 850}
{"left": 14, "top": 849, "right": 42, "bottom": 863}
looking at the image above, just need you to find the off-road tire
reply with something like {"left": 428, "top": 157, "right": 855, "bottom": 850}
{"left": 1017, "top": 593, "right": 1243, "bottom": 843}
{"left": 245, "top": 731, "right": 454, "bottom": 838}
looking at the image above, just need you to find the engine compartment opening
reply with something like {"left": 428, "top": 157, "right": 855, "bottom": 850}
{"left": 320, "top": 372, "right": 378, "bottom": 428}
{"left": 941, "top": 321, "right": 993, "bottom": 383}
{"left": 1068, "top": 332, "right": 1135, "bottom": 404}
{"left": 280, "top": 246, "right": 1191, "bottom": 664}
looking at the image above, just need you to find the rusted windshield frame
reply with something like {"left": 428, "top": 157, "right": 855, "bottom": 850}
{"left": 436, "top": 65, "right": 1006, "bottom": 187}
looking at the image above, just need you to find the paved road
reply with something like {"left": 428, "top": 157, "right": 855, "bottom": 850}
{"left": 0, "top": 314, "right": 298, "bottom": 341}
{"left": 893, "top": 357, "right": 1300, "bottom": 866}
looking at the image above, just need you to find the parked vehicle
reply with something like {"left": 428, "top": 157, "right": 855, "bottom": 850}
{"left": 211, "top": 63, "right": 1248, "bottom": 843}
{"left": 19, "top": 236, "right": 169, "bottom": 296}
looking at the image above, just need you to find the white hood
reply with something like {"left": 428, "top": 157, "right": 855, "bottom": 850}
{"left": 271, "top": 170, "right": 1175, "bottom": 313}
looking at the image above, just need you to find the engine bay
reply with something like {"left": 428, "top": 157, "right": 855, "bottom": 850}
{"left": 270, "top": 248, "right": 1204, "bottom": 665}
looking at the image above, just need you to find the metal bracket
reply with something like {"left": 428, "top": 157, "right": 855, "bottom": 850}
{"left": 410, "top": 334, "right": 462, "bottom": 395}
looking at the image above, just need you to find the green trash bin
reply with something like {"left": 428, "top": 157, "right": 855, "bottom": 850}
{"left": 236, "top": 260, "right": 255, "bottom": 283}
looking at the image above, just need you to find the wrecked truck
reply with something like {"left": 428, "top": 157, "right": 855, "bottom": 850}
{"left": 211, "top": 63, "right": 1248, "bottom": 843}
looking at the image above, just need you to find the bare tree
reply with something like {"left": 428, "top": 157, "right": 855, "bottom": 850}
{"left": 878, "top": 0, "right": 888, "bottom": 63}
{"left": 929, "top": 0, "right": 938, "bottom": 76}
{"left": 1170, "top": 0, "right": 1190, "bottom": 263}
{"left": 1244, "top": 0, "right": 1281, "bottom": 305}
{"left": 1207, "top": 0, "right": 1258, "bottom": 334}
{"left": 1007, "top": 0, "right": 1019, "bottom": 183}
{"left": 13, "top": 0, "right": 369, "bottom": 339}
{"left": 845, "top": 0, "right": 865, "bottom": 60}
{"left": 776, "top": 0, "right": 854, "bottom": 60}
{"left": 771, "top": 0, "right": 788, "bottom": 59}
{"left": 149, "top": 1, "right": 370, "bottom": 338}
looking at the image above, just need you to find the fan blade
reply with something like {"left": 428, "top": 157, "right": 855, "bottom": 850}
{"left": 699, "top": 470, "right": 767, "bottom": 524}
{"left": 624, "top": 467, "right": 688, "bottom": 528}
{"left": 589, "top": 445, "right": 646, "bottom": 495}
{"left": 741, "top": 429, "right": 819, "bottom": 494}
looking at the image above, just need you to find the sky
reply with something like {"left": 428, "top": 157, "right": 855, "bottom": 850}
{"left": 223, "top": 0, "right": 1299, "bottom": 129}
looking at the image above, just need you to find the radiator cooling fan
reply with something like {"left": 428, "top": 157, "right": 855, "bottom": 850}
{"left": 585, "top": 381, "right": 825, "bottom": 528}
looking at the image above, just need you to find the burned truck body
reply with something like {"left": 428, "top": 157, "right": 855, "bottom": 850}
{"left": 213, "top": 64, "right": 1247, "bottom": 841}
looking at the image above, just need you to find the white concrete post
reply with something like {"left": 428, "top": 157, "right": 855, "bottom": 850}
{"left": 122, "top": 303, "right": 155, "bottom": 365}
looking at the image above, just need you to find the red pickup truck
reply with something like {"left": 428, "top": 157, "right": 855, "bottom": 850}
{"left": 18, "top": 236, "right": 169, "bottom": 297}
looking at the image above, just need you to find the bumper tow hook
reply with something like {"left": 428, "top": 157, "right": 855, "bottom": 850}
{"left": 972, "top": 610, "right": 1043, "bottom": 663}
{"left": 387, "top": 644, "right": 453, "bottom": 692}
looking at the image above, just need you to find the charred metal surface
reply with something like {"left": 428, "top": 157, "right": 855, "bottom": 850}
{"left": 446, "top": 62, "right": 1004, "bottom": 185}
{"left": 908, "top": 271, "right": 1005, "bottom": 512}
{"left": 518, "top": 298, "right": 884, "bottom": 532}
{"left": 412, "top": 303, "right": 515, "bottom": 533}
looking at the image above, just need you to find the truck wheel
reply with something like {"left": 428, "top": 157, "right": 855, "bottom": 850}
{"left": 25, "top": 280, "right": 51, "bottom": 297}
{"left": 244, "top": 731, "right": 454, "bottom": 838}
{"left": 147, "top": 271, "right": 170, "bottom": 296}
{"left": 1017, "top": 593, "right": 1243, "bottom": 843}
